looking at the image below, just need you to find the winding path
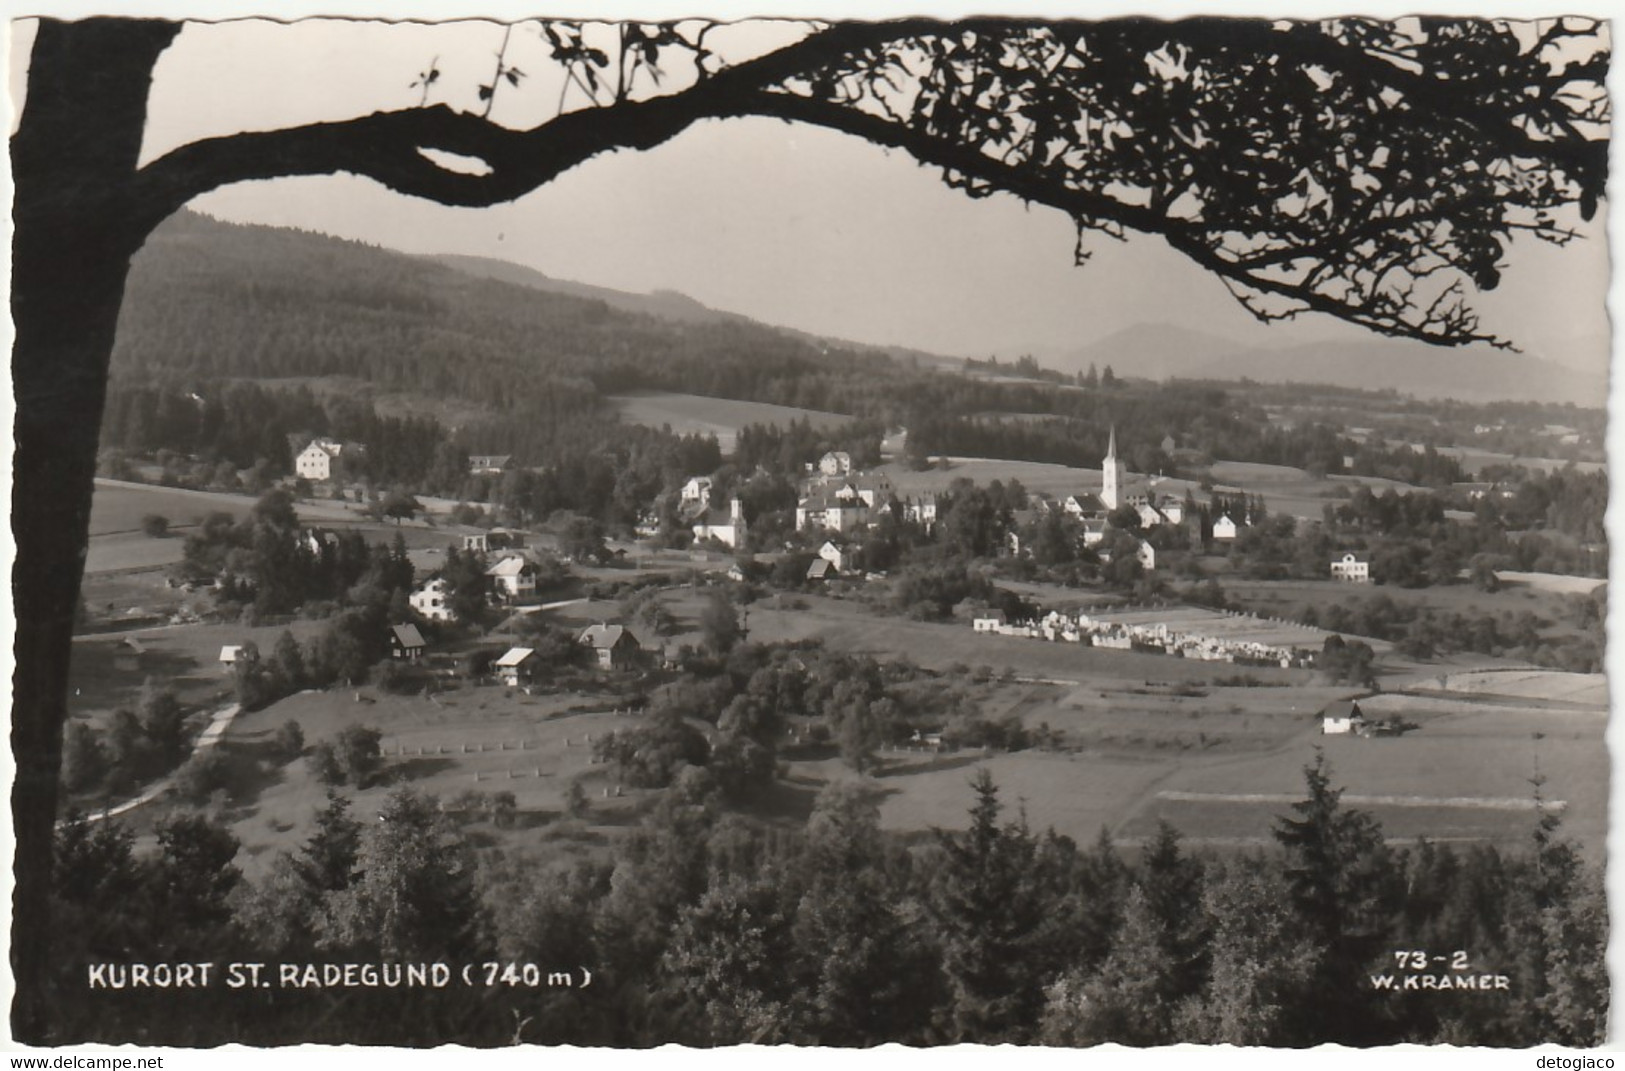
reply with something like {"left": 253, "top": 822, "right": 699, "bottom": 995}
{"left": 64, "top": 700, "right": 242, "bottom": 825}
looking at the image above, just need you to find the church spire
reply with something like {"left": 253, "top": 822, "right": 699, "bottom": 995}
{"left": 1103, "top": 425, "right": 1124, "bottom": 511}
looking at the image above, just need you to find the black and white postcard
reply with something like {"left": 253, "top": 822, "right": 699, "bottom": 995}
{"left": 7, "top": 0, "right": 1614, "bottom": 1056}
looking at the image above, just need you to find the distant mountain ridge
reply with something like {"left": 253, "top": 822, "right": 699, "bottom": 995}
{"left": 1047, "top": 323, "right": 1605, "bottom": 406}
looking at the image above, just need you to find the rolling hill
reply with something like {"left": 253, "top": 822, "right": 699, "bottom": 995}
{"left": 1049, "top": 323, "right": 1605, "bottom": 406}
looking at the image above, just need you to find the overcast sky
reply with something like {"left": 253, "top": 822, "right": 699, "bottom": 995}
{"left": 7, "top": 11, "right": 1613, "bottom": 377}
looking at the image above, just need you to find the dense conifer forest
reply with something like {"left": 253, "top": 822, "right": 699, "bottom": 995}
{"left": 48, "top": 734, "right": 1606, "bottom": 1047}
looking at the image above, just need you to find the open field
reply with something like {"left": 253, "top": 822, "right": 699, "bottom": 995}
{"left": 1497, "top": 571, "right": 1607, "bottom": 596}
{"left": 610, "top": 391, "right": 851, "bottom": 450}
{"left": 827, "top": 670, "right": 1607, "bottom": 856}
{"left": 90, "top": 478, "right": 357, "bottom": 535}
{"left": 87, "top": 479, "right": 475, "bottom": 575}
{"left": 1434, "top": 445, "right": 1604, "bottom": 476}
{"left": 68, "top": 619, "right": 330, "bottom": 724}
{"left": 1427, "top": 669, "right": 1607, "bottom": 705}
{"left": 219, "top": 684, "right": 653, "bottom": 876}
{"left": 1121, "top": 697, "right": 1606, "bottom": 853}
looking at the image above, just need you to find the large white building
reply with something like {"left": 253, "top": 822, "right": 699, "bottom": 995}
{"left": 295, "top": 438, "right": 344, "bottom": 482}
{"left": 1330, "top": 552, "right": 1371, "bottom": 583}
{"left": 409, "top": 577, "right": 455, "bottom": 622}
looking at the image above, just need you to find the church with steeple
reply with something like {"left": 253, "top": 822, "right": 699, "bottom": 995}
{"left": 1102, "top": 426, "right": 1126, "bottom": 510}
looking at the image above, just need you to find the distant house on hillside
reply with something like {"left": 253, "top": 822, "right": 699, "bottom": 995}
{"left": 295, "top": 438, "right": 345, "bottom": 482}
{"left": 818, "top": 540, "right": 854, "bottom": 573}
{"left": 578, "top": 624, "right": 643, "bottom": 671}
{"left": 486, "top": 555, "right": 538, "bottom": 602}
{"left": 1330, "top": 552, "right": 1372, "bottom": 583}
{"left": 819, "top": 451, "right": 853, "bottom": 477}
{"left": 681, "top": 476, "right": 714, "bottom": 505}
{"left": 1136, "top": 539, "right": 1157, "bottom": 571}
{"left": 218, "top": 645, "right": 253, "bottom": 672}
{"left": 973, "top": 610, "right": 1008, "bottom": 633}
{"left": 467, "top": 454, "right": 512, "bottom": 475}
{"left": 1212, "top": 514, "right": 1241, "bottom": 541}
{"left": 494, "top": 646, "right": 539, "bottom": 687}
{"left": 410, "top": 577, "right": 455, "bottom": 622}
{"left": 463, "top": 528, "right": 524, "bottom": 553}
{"left": 389, "top": 624, "right": 427, "bottom": 661}
{"left": 1320, "top": 699, "right": 1366, "bottom": 735}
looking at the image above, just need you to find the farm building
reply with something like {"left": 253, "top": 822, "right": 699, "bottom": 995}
{"left": 493, "top": 646, "right": 539, "bottom": 686}
{"left": 219, "top": 644, "right": 255, "bottom": 671}
{"left": 409, "top": 577, "right": 454, "bottom": 622}
{"left": 467, "top": 454, "right": 512, "bottom": 475}
{"left": 389, "top": 624, "right": 427, "bottom": 661}
{"left": 1321, "top": 699, "right": 1366, "bottom": 735}
{"left": 579, "top": 624, "right": 643, "bottom": 671}
{"left": 1212, "top": 514, "right": 1242, "bottom": 541}
{"left": 1331, "top": 552, "right": 1372, "bottom": 583}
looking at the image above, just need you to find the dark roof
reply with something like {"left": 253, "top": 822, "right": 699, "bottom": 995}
{"left": 1321, "top": 699, "right": 1364, "bottom": 719}
{"left": 580, "top": 623, "right": 640, "bottom": 649}
{"left": 391, "top": 624, "right": 427, "bottom": 649}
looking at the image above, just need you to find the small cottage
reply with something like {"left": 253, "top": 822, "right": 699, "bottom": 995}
{"left": 389, "top": 623, "right": 427, "bottom": 661}
{"left": 494, "top": 646, "right": 539, "bottom": 687}
{"left": 578, "top": 624, "right": 643, "bottom": 671}
{"left": 1320, "top": 699, "right": 1366, "bottom": 735}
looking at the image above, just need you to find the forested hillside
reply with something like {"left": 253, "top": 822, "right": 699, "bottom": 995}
{"left": 105, "top": 212, "right": 1604, "bottom": 498}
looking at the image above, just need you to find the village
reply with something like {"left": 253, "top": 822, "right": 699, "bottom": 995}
{"left": 62, "top": 391, "right": 1607, "bottom": 879}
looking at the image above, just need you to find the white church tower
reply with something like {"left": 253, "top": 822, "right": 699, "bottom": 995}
{"left": 1102, "top": 426, "right": 1126, "bottom": 511}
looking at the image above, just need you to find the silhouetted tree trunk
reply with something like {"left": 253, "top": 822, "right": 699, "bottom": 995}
{"left": 11, "top": 19, "right": 181, "bottom": 1041}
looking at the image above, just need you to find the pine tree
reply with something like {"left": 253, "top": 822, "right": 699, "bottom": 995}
{"left": 925, "top": 769, "right": 1052, "bottom": 1042}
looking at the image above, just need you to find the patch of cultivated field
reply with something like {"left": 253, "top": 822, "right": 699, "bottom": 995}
{"left": 1496, "top": 571, "right": 1607, "bottom": 596}
{"left": 610, "top": 392, "right": 851, "bottom": 450}
{"left": 1123, "top": 701, "right": 1606, "bottom": 855}
{"left": 1427, "top": 669, "right": 1607, "bottom": 705}
{"left": 1435, "top": 445, "right": 1604, "bottom": 476}
{"left": 744, "top": 595, "right": 1313, "bottom": 686}
{"left": 84, "top": 532, "right": 193, "bottom": 574}
{"left": 86, "top": 480, "right": 431, "bottom": 574}
{"left": 91, "top": 478, "right": 357, "bottom": 534}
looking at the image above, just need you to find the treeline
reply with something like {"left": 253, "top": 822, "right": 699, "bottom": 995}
{"left": 1298, "top": 590, "right": 1605, "bottom": 673}
{"left": 43, "top": 753, "right": 1605, "bottom": 1047}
